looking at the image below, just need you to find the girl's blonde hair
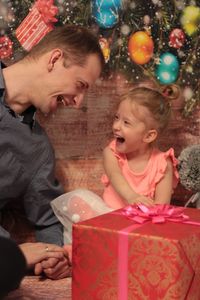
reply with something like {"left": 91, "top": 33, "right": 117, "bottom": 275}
{"left": 121, "top": 86, "right": 172, "bottom": 133}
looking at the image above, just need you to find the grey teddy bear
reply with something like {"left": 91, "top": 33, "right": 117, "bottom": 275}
{"left": 178, "top": 144, "right": 200, "bottom": 208}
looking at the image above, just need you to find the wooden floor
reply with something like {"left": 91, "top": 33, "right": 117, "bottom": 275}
{"left": 5, "top": 276, "right": 71, "bottom": 300}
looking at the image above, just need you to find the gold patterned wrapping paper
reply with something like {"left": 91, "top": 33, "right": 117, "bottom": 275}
{"left": 72, "top": 207, "right": 200, "bottom": 300}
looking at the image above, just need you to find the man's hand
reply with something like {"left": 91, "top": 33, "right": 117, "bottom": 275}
{"left": 34, "top": 245, "right": 72, "bottom": 279}
{"left": 19, "top": 242, "right": 65, "bottom": 268}
{"left": 35, "top": 256, "right": 71, "bottom": 279}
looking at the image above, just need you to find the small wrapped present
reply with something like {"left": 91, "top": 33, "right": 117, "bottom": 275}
{"left": 72, "top": 205, "right": 200, "bottom": 300}
{"left": 15, "top": 0, "right": 58, "bottom": 51}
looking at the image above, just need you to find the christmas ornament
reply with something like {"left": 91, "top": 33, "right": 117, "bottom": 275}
{"left": 155, "top": 52, "right": 179, "bottom": 84}
{"left": 143, "top": 15, "right": 151, "bottom": 25}
{"left": 2, "top": 0, "right": 200, "bottom": 116}
{"left": 128, "top": 31, "right": 154, "bottom": 65}
{"left": 121, "top": 24, "right": 130, "bottom": 36}
{"left": 169, "top": 28, "right": 185, "bottom": 49}
{"left": 92, "top": 8, "right": 119, "bottom": 28}
{"left": 15, "top": 0, "right": 58, "bottom": 51}
{"left": 99, "top": 37, "right": 110, "bottom": 63}
{"left": 92, "top": 0, "right": 121, "bottom": 28}
{"left": 183, "top": 87, "right": 193, "bottom": 100}
{"left": 181, "top": 5, "right": 200, "bottom": 36}
{"left": 0, "top": 36, "right": 13, "bottom": 59}
{"left": 93, "top": 0, "right": 122, "bottom": 10}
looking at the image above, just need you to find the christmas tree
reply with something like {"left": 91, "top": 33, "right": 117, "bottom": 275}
{"left": 0, "top": 0, "right": 199, "bottom": 116}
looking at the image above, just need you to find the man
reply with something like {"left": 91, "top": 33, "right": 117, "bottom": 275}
{"left": 0, "top": 237, "right": 26, "bottom": 298}
{"left": 0, "top": 24, "right": 104, "bottom": 280}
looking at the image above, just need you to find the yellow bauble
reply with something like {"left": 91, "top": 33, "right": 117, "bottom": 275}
{"left": 128, "top": 31, "right": 154, "bottom": 65}
{"left": 183, "top": 23, "right": 198, "bottom": 36}
{"left": 102, "top": 48, "right": 110, "bottom": 63}
{"left": 181, "top": 6, "right": 200, "bottom": 36}
{"left": 182, "top": 6, "right": 200, "bottom": 23}
{"left": 99, "top": 37, "right": 110, "bottom": 63}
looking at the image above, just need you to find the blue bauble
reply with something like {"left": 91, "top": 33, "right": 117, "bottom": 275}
{"left": 111, "top": 0, "right": 122, "bottom": 9}
{"left": 156, "top": 69, "right": 178, "bottom": 84}
{"left": 92, "top": 7, "right": 119, "bottom": 28}
{"left": 92, "top": 0, "right": 122, "bottom": 9}
{"left": 155, "top": 52, "right": 179, "bottom": 84}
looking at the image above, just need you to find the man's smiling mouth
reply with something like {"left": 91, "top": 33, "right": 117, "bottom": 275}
{"left": 57, "top": 95, "right": 67, "bottom": 106}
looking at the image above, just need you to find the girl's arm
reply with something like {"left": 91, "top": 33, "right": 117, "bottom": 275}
{"left": 154, "top": 158, "right": 173, "bottom": 204}
{"left": 103, "top": 146, "right": 154, "bottom": 206}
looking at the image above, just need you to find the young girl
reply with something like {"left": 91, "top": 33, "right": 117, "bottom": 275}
{"left": 51, "top": 86, "right": 179, "bottom": 244}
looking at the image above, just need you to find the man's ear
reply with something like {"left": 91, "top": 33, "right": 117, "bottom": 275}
{"left": 143, "top": 129, "right": 158, "bottom": 144}
{"left": 47, "top": 49, "right": 64, "bottom": 72}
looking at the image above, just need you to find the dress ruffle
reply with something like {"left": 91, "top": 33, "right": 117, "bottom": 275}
{"left": 101, "top": 140, "right": 179, "bottom": 200}
{"left": 148, "top": 148, "right": 179, "bottom": 198}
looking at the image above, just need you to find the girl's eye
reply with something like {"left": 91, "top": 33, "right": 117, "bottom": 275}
{"left": 124, "top": 120, "right": 130, "bottom": 125}
{"left": 114, "top": 114, "right": 119, "bottom": 120}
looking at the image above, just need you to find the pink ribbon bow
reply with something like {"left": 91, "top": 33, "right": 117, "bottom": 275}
{"left": 119, "top": 204, "right": 191, "bottom": 224}
{"left": 35, "top": 0, "right": 58, "bottom": 23}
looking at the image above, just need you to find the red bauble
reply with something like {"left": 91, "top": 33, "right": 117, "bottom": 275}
{"left": 0, "top": 36, "right": 13, "bottom": 59}
{"left": 169, "top": 28, "right": 185, "bottom": 49}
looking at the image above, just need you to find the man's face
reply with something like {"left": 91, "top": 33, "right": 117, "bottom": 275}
{"left": 37, "top": 53, "right": 102, "bottom": 114}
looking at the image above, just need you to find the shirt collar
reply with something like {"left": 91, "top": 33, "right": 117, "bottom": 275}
{"left": 0, "top": 61, "right": 36, "bottom": 129}
{"left": 0, "top": 62, "right": 6, "bottom": 99}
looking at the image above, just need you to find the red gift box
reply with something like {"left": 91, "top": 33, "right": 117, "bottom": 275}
{"left": 15, "top": 0, "right": 58, "bottom": 51}
{"left": 72, "top": 205, "right": 200, "bottom": 300}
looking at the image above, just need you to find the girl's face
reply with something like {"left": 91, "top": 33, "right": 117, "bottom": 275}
{"left": 112, "top": 99, "right": 152, "bottom": 154}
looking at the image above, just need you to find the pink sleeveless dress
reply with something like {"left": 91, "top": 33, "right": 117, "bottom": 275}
{"left": 101, "top": 140, "right": 179, "bottom": 209}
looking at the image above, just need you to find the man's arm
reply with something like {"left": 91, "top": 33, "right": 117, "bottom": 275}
{"left": 23, "top": 176, "right": 64, "bottom": 246}
{"left": 23, "top": 162, "right": 72, "bottom": 279}
{"left": 23, "top": 139, "right": 65, "bottom": 246}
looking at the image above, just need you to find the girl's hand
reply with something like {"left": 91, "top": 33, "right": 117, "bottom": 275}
{"left": 131, "top": 195, "right": 154, "bottom": 206}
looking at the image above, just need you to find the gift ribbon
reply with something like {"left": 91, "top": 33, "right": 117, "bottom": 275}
{"left": 35, "top": 0, "right": 58, "bottom": 24}
{"left": 116, "top": 204, "right": 200, "bottom": 300}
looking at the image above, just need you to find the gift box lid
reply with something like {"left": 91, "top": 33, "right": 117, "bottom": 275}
{"left": 72, "top": 206, "right": 200, "bottom": 300}
{"left": 73, "top": 206, "right": 200, "bottom": 240}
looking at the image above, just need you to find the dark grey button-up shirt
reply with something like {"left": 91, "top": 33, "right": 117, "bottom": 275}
{"left": 0, "top": 63, "right": 64, "bottom": 246}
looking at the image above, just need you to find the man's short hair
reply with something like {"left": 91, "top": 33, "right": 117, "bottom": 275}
{"left": 26, "top": 24, "right": 105, "bottom": 69}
